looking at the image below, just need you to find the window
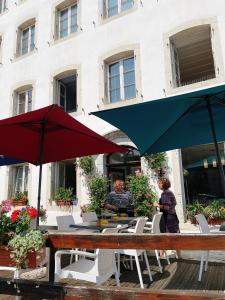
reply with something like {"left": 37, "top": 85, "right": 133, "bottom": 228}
{"left": 104, "top": 0, "right": 134, "bottom": 18}
{"left": 9, "top": 165, "right": 29, "bottom": 196}
{"left": 0, "top": 0, "right": 6, "bottom": 14}
{"left": 56, "top": 2, "right": 78, "bottom": 39}
{"left": 55, "top": 73, "right": 77, "bottom": 113}
{"left": 17, "top": 20, "right": 36, "bottom": 56}
{"left": 14, "top": 88, "right": 32, "bottom": 115}
{"left": 169, "top": 25, "right": 215, "bottom": 88}
{"left": 52, "top": 161, "right": 76, "bottom": 197}
{"left": 107, "top": 56, "right": 136, "bottom": 103}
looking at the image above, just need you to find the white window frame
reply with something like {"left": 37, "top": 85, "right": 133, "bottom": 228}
{"left": 107, "top": 55, "right": 135, "bottom": 103}
{"left": 13, "top": 165, "right": 29, "bottom": 194}
{"left": 20, "top": 24, "right": 35, "bottom": 55}
{"left": 0, "top": 0, "right": 6, "bottom": 14}
{"left": 16, "top": 89, "right": 32, "bottom": 115}
{"left": 105, "top": 0, "right": 134, "bottom": 18}
{"left": 58, "top": 3, "right": 77, "bottom": 39}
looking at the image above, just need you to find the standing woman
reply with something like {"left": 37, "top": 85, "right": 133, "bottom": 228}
{"left": 154, "top": 177, "right": 180, "bottom": 257}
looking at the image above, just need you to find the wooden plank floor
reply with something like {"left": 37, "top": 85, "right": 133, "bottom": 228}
{"left": 1, "top": 257, "right": 225, "bottom": 299}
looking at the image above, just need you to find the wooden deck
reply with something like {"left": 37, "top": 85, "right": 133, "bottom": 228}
{"left": 1, "top": 256, "right": 225, "bottom": 299}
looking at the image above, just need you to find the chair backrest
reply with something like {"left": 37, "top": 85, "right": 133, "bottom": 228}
{"left": 82, "top": 212, "right": 98, "bottom": 222}
{"left": 95, "top": 228, "right": 119, "bottom": 275}
{"left": 152, "top": 212, "right": 163, "bottom": 234}
{"left": 133, "top": 217, "right": 147, "bottom": 233}
{"left": 195, "top": 214, "right": 210, "bottom": 234}
{"left": 56, "top": 215, "right": 75, "bottom": 230}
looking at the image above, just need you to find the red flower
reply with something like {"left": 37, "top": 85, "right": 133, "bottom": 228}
{"left": 11, "top": 210, "right": 21, "bottom": 222}
{"left": 26, "top": 207, "right": 38, "bottom": 219}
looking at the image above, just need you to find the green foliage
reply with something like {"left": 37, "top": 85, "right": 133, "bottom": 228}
{"left": 186, "top": 202, "right": 206, "bottom": 221}
{"left": 87, "top": 176, "right": 108, "bottom": 216}
{"left": 144, "top": 152, "right": 167, "bottom": 170}
{"left": 126, "top": 174, "right": 157, "bottom": 218}
{"left": 78, "top": 156, "right": 93, "bottom": 176}
{"left": 12, "top": 192, "right": 28, "bottom": 202}
{"left": 54, "top": 187, "right": 74, "bottom": 201}
{"left": 0, "top": 212, "right": 14, "bottom": 245}
{"left": 205, "top": 201, "right": 225, "bottom": 219}
{"left": 8, "top": 229, "right": 45, "bottom": 268}
{"left": 186, "top": 200, "right": 225, "bottom": 221}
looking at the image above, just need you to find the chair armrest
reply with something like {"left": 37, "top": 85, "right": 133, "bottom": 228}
{"left": 145, "top": 221, "right": 153, "bottom": 227}
{"left": 144, "top": 226, "right": 152, "bottom": 232}
{"left": 55, "top": 249, "right": 97, "bottom": 259}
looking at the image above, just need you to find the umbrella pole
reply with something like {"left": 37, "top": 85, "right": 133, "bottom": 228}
{"left": 36, "top": 163, "right": 43, "bottom": 228}
{"left": 206, "top": 98, "right": 225, "bottom": 198}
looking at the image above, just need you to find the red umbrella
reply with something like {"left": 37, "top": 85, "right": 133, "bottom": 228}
{"left": 0, "top": 104, "right": 126, "bottom": 226}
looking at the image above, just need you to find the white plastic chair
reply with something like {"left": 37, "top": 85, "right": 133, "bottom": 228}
{"left": 82, "top": 212, "right": 98, "bottom": 222}
{"left": 144, "top": 213, "right": 170, "bottom": 272}
{"left": 56, "top": 215, "right": 76, "bottom": 230}
{"left": 195, "top": 213, "right": 223, "bottom": 281}
{"left": 56, "top": 215, "right": 78, "bottom": 263}
{"left": 54, "top": 228, "right": 120, "bottom": 286}
{"left": 116, "top": 217, "right": 153, "bottom": 289}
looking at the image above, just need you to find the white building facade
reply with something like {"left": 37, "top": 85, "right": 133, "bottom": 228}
{"left": 0, "top": 0, "right": 225, "bottom": 225}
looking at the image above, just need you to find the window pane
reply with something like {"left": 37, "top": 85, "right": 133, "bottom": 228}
{"left": 30, "top": 25, "right": 35, "bottom": 51}
{"left": 18, "top": 92, "right": 26, "bottom": 114}
{"left": 121, "top": 0, "right": 133, "bottom": 11}
{"left": 124, "top": 70, "right": 135, "bottom": 86}
{"left": 15, "top": 167, "right": 23, "bottom": 193}
{"left": 109, "top": 61, "right": 120, "bottom": 76}
{"left": 71, "top": 5, "right": 78, "bottom": 33}
{"left": 110, "top": 89, "right": 120, "bottom": 103}
{"left": 21, "top": 28, "right": 29, "bottom": 55}
{"left": 27, "top": 90, "right": 32, "bottom": 112}
{"left": 123, "top": 57, "right": 134, "bottom": 72}
{"left": 124, "top": 85, "right": 136, "bottom": 99}
{"left": 109, "top": 62, "right": 120, "bottom": 103}
{"left": 60, "top": 8, "right": 69, "bottom": 38}
{"left": 108, "top": 0, "right": 118, "bottom": 17}
{"left": 123, "top": 57, "right": 135, "bottom": 99}
{"left": 24, "top": 166, "right": 29, "bottom": 193}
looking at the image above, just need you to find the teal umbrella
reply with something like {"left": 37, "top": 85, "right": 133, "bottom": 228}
{"left": 91, "top": 83, "right": 225, "bottom": 196}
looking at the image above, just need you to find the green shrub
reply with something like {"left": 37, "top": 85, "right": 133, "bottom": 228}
{"left": 126, "top": 174, "right": 157, "bottom": 218}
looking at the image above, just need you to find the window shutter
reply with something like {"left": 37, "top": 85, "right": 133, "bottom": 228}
{"left": 100, "top": 0, "right": 107, "bottom": 19}
{"left": 170, "top": 42, "right": 180, "bottom": 87}
{"left": 8, "top": 166, "right": 13, "bottom": 198}
{"left": 103, "top": 63, "right": 108, "bottom": 103}
{"left": 55, "top": 10, "right": 59, "bottom": 40}
{"left": 16, "top": 30, "right": 21, "bottom": 56}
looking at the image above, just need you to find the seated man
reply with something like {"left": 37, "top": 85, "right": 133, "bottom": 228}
{"left": 105, "top": 179, "right": 134, "bottom": 217}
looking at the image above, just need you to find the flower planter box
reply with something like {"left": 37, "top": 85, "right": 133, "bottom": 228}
{"left": 0, "top": 245, "right": 46, "bottom": 268}
{"left": 12, "top": 199, "right": 28, "bottom": 206}
{"left": 207, "top": 218, "right": 225, "bottom": 225}
{"left": 55, "top": 199, "right": 71, "bottom": 206}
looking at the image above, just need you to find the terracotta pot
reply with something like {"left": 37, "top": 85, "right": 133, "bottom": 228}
{"left": 0, "top": 245, "right": 46, "bottom": 268}
{"left": 55, "top": 199, "right": 71, "bottom": 206}
{"left": 208, "top": 218, "right": 225, "bottom": 225}
{"left": 12, "top": 199, "right": 28, "bottom": 206}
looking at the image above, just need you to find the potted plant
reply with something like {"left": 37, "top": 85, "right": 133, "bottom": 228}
{"left": 11, "top": 192, "right": 28, "bottom": 206}
{"left": 126, "top": 174, "right": 157, "bottom": 218}
{"left": 205, "top": 200, "right": 225, "bottom": 225}
{"left": 54, "top": 187, "right": 74, "bottom": 206}
{"left": 87, "top": 176, "right": 108, "bottom": 217}
{"left": 186, "top": 201, "right": 206, "bottom": 224}
{"left": 0, "top": 199, "right": 45, "bottom": 269}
